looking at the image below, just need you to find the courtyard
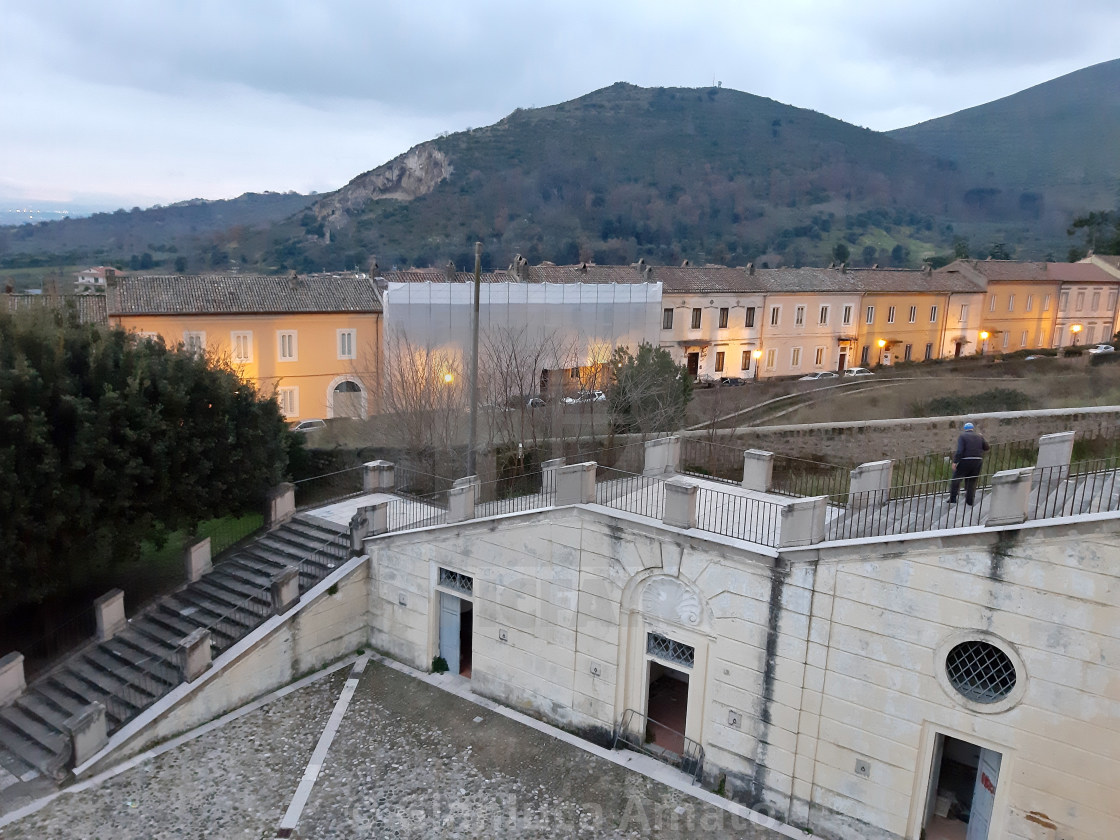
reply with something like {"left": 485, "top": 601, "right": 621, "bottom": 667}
{"left": 0, "top": 656, "right": 796, "bottom": 840}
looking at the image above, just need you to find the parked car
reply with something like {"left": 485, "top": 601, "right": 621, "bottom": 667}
{"left": 843, "top": 367, "right": 875, "bottom": 377}
{"left": 718, "top": 377, "right": 747, "bottom": 386}
{"left": 561, "top": 390, "right": 606, "bottom": 405}
{"left": 1087, "top": 344, "right": 1115, "bottom": 355}
{"left": 291, "top": 418, "right": 326, "bottom": 433}
{"left": 798, "top": 371, "right": 840, "bottom": 381}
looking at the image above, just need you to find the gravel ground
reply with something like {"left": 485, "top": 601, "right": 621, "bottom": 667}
{"left": 0, "top": 661, "right": 786, "bottom": 840}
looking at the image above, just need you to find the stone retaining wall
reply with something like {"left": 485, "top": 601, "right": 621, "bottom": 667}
{"left": 706, "top": 406, "right": 1120, "bottom": 463}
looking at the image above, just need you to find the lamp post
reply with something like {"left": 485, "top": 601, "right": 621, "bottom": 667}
{"left": 877, "top": 338, "right": 886, "bottom": 367}
{"left": 752, "top": 348, "right": 763, "bottom": 380}
{"left": 1070, "top": 323, "right": 1082, "bottom": 346}
{"left": 978, "top": 330, "right": 989, "bottom": 355}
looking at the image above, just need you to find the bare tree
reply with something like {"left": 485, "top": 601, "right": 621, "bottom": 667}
{"left": 379, "top": 329, "right": 467, "bottom": 479}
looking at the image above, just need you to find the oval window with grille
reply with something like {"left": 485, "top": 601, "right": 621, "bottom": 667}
{"left": 945, "top": 640, "right": 1017, "bottom": 704}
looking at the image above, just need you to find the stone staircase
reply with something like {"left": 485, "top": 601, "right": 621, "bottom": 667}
{"left": 0, "top": 513, "right": 349, "bottom": 789}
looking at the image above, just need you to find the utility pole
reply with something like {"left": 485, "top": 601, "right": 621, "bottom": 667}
{"left": 466, "top": 242, "right": 482, "bottom": 477}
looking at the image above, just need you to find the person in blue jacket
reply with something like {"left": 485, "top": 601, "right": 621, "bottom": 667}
{"left": 949, "top": 422, "right": 990, "bottom": 505}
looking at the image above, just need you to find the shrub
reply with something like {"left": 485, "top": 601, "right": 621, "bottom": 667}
{"left": 432, "top": 656, "right": 449, "bottom": 673}
{"left": 914, "top": 387, "right": 1031, "bottom": 417}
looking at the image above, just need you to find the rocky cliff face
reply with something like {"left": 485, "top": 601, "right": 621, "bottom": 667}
{"left": 315, "top": 144, "right": 452, "bottom": 228}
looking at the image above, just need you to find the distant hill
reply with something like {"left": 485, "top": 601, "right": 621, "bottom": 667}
{"left": 5, "top": 63, "right": 1119, "bottom": 275}
{"left": 889, "top": 58, "right": 1120, "bottom": 221}
{"left": 248, "top": 82, "right": 984, "bottom": 273}
{"left": 0, "top": 191, "right": 314, "bottom": 270}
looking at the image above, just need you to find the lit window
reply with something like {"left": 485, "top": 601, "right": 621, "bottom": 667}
{"left": 691, "top": 308, "right": 702, "bottom": 329}
{"left": 718, "top": 307, "right": 729, "bottom": 329}
{"left": 663, "top": 308, "right": 674, "bottom": 329}
{"left": 277, "top": 387, "right": 299, "bottom": 417}
{"left": 794, "top": 305, "right": 805, "bottom": 326}
{"left": 231, "top": 331, "right": 252, "bottom": 363}
{"left": 865, "top": 305, "right": 875, "bottom": 324}
{"left": 338, "top": 329, "right": 356, "bottom": 360}
{"left": 714, "top": 351, "right": 725, "bottom": 372}
{"left": 278, "top": 330, "right": 297, "bottom": 361}
{"left": 908, "top": 305, "right": 917, "bottom": 324}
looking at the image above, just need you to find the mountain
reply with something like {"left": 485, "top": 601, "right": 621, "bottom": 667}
{"left": 0, "top": 191, "right": 315, "bottom": 270}
{"left": 889, "top": 58, "right": 1120, "bottom": 220}
{"left": 255, "top": 82, "right": 981, "bottom": 273}
{"left": 4, "top": 64, "right": 1118, "bottom": 276}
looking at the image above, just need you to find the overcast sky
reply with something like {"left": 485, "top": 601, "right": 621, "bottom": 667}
{"left": 3, "top": 0, "right": 1118, "bottom": 212}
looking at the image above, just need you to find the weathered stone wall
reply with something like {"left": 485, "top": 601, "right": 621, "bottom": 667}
{"left": 714, "top": 406, "right": 1120, "bottom": 463}
{"left": 366, "top": 506, "right": 1120, "bottom": 840}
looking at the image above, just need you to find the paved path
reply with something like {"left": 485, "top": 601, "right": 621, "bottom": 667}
{"left": 0, "top": 659, "right": 794, "bottom": 839}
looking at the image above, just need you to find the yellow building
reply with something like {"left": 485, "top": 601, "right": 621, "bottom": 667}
{"left": 854, "top": 266, "right": 986, "bottom": 364}
{"left": 108, "top": 273, "right": 383, "bottom": 421}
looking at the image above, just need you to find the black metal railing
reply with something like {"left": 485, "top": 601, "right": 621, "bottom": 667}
{"left": 1030, "top": 456, "right": 1120, "bottom": 519}
{"left": 695, "top": 485, "right": 782, "bottom": 547}
{"left": 472, "top": 469, "right": 552, "bottom": 518}
{"left": 613, "top": 708, "right": 705, "bottom": 784}
{"left": 594, "top": 466, "right": 667, "bottom": 520}
{"left": 679, "top": 438, "right": 744, "bottom": 484}
{"left": 891, "top": 436, "right": 1039, "bottom": 489}
{"left": 826, "top": 476, "right": 988, "bottom": 541}
{"left": 771, "top": 454, "right": 851, "bottom": 501}
{"left": 385, "top": 491, "right": 449, "bottom": 532}
{"left": 294, "top": 465, "right": 366, "bottom": 508}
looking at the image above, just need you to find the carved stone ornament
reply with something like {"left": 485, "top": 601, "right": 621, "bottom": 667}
{"left": 640, "top": 576, "right": 709, "bottom": 628}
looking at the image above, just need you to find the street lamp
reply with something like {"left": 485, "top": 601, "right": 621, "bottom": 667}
{"left": 877, "top": 338, "right": 886, "bottom": 366}
{"left": 1070, "top": 324, "right": 1082, "bottom": 346}
{"left": 978, "top": 330, "right": 989, "bottom": 355}
{"left": 752, "top": 348, "right": 763, "bottom": 380}
{"left": 443, "top": 372, "right": 454, "bottom": 384}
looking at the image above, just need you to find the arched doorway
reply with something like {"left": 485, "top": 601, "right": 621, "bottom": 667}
{"left": 328, "top": 377, "right": 366, "bottom": 419}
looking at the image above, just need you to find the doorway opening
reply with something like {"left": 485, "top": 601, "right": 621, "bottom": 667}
{"left": 645, "top": 661, "right": 689, "bottom": 758}
{"left": 438, "top": 592, "right": 473, "bottom": 679}
{"left": 954, "top": 341, "right": 964, "bottom": 358}
{"left": 686, "top": 352, "right": 699, "bottom": 379}
{"left": 922, "top": 735, "right": 1002, "bottom": 840}
{"left": 837, "top": 351, "right": 847, "bottom": 373}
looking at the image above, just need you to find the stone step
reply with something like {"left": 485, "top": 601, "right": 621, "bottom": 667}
{"left": 46, "top": 671, "right": 122, "bottom": 727}
{"left": 129, "top": 616, "right": 193, "bottom": 651}
{"left": 260, "top": 529, "right": 339, "bottom": 555}
{"left": 169, "top": 593, "right": 256, "bottom": 633}
{"left": 190, "top": 579, "right": 262, "bottom": 613}
{"left": 203, "top": 570, "right": 271, "bottom": 602}
{"left": 0, "top": 705, "right": 68, "bottom": 757}
{"left": 0, "top": 744, "right": 39, "bottom": 785}
{"left": 81, "top": 648, "right": 166, "bottom": 703}
{"left": 35, "top": 681, "right": 90, "bottom": 720}
{"left": 0, "top": 719, "right": 63, "bottom": 779}
{"left": 66, "top": 660, "right": 143, "bottom": 718}
{"left": 151, "top": 603, "right": 221, "bottom": 641}
{"left": 104, "top": 633, "right": 177, "bottom": 674}
{"left": 15, "top": 693, "right": 73, "bottom": 733}
{"left": 290, "top": 514, "right": 348, "bottom": 538}
{"left": 235, "top": 547, "right": 292, "bottom": 574}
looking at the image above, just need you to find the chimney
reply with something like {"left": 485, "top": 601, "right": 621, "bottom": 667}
{"left": 517, "top": 255, "right": 530, "bottom": 282}
{"left": 840, "top": 263, "right": 847, "bottom": 274}
{"left": 643, "top": 265, "right": 653, "bottom": 281}
{"left": 923, "top": 264, "right": 932, "bottom": 274}
{"left": 635, "top": 258, "right": 646, "bottom": 272}
{"left": 444, "top": 260, "right": 456, "bottom": 282}
{"left": 746, "top": 262, "right": 755, "bottom": 276}
{"left": 680, "top": 259, "right": 691, "bottom": 267}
